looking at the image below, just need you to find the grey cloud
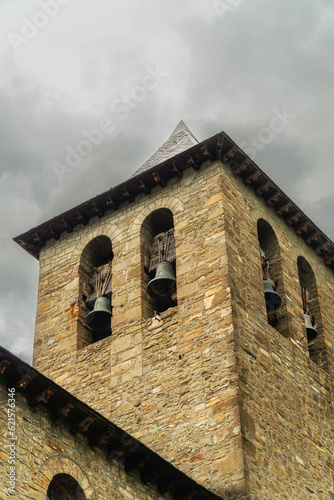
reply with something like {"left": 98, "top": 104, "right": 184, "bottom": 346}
{"left": 0, "top": 0, "right": 333, "bottom": 362}
{"left": 304, "top": 194, "right": 334, "bottom": 241}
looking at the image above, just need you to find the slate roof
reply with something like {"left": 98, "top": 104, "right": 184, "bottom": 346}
{"left": 132, "top": 120, "right": 198, "bottom": 177}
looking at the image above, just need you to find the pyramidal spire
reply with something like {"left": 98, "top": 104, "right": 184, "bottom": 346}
{"left": 170, "top": 120, "right": 196, "bottom": 139}
{"left": 132, "top": 120, "right": 198, "bottom": 177}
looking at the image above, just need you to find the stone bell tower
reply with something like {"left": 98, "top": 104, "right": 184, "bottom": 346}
{"left": 15, "top": 121, "right": 334, "bottom": 499}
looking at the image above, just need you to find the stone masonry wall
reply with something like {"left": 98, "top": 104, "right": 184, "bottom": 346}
{"left": 0, "top": 381, "right": 171, "bottom": 500}
{"left": 32, "top": 164, "right": 246, "bottom": 499}
{"left": 219, "top": 161, "right": 334, "bottom": 499}
{"left": 31, "top": 154, "right": 334, "bottom": 499}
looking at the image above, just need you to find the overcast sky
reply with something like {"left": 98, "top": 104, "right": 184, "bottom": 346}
{"left": 0, "top": 0, "right": 333, "bottom": 363}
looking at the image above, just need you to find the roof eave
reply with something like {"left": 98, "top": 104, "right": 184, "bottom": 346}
{"left": 0, "top": 345, "right": 221, "bottom": 500}
{"left": 13, "top": 132, "right": 334, "bottom": 272}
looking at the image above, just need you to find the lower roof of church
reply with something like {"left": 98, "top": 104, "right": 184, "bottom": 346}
{"left": 0, "top": 345, "right": 220, "bottom": 500}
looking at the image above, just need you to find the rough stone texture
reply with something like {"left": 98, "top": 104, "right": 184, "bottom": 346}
{"left": 32, "top": 157, "right": 334, "bottom": 499}
{"left": 0, "top": 381, "right": 172, "bottom": 500}
{"left": 220, "top": 163, "right": 334, "bottom": 499}
{"left": 33, "top": 164, "right": 245, "bottom": 498}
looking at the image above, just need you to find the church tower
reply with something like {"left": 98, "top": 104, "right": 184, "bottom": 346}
{"left": 15, "top": 122, "right": 334, "bottom": 499}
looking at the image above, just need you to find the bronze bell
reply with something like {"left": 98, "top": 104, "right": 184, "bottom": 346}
{"left": 86, "top": 296, "right": 112, "bottom": 331}
{"left": 304, "top": 314, "right": 318, "bottom": 341}
{"left": 147, "top": 261, "right": 176, "bottom": 301}
{"left": 263, "top": 278, "right": 282, "bottom": 313}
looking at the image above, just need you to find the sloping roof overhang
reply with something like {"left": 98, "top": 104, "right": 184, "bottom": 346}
{"left": 0, "top": 346, "right": 220, "bottom": 500}
{"left": 13, "top": 132, "right": 334, "bottom": 272}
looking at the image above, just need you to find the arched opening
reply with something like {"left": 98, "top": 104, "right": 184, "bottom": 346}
{"left": 297, "top": 256, "right": 325, "bottom": 365}
{"left": 257, "top": 219, "right": 288, "bottom": 336}
{"left": 141, "top": 208, "right": 177, "bottom": 318}
{"left": 78, "top": 236, "right": 113, "bottom": 347}
{"left": 46, "top": 474, "right": 86, "bottom": 499}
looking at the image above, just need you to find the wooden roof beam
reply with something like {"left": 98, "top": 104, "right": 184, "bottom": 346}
{"left": 137, "top": 179, "right": 150, "bottom": 195}
{"left": 48, "top": 225, "right": 60, "bottom": 240}
{"left": 107, "top": 443, "right": 122, "bottom": 462}
{"left": 265, "top": 191, "right": 282, "bottom": 207}
{"left": 89, "top": 430, "right": 114, "bottom": 448}
{"left": 53, "top": 402, "right": 74, "bottom": 421}
{"left": 315, "top": 241, "right": 331, "bottom": 255}
{"left": 305, "top": 232, "right": 320, "bottom": 245}
{"left": 152, "top": 172, "right": 166, "bottom": 187}
{"left": 107, "top": 439, "right": 136, "bottom": 463}
{"left": 15, "top": 372, "right": 36, "bottom": 389}
{"left": 14, "top": 238, "right": 44, "bottom": 258}
{"left": 170, "top": 162, "right": 183, "bottom": 179}
{"left": 255, "top": 183, "right": 272, "bottom": 197}
{"left": 216, "top": 135, "right": 224, "bottom": 159}
{"left": 29, "top": 387, "right": 54, "bottom": 407}
{"left": 222, "top": 146, "right": 238, "bottom": 162}
{"left": 186, "top": 155, "right": 200, "bottom": 171}
{"left": 157, "top": 472, "right": 175, "bottom": 494}
{"left": 0, "top": 360, "right": 10, "bottom": 375}
{"left": 200, "top": 146, "right": 211, "bottom": 160}
{"left": 228, "top": 159, "right": 251, "bottom": 176}
{"left": 295, "top": 221, "right": 313, "bottom": 235}
{"left": 70, "top": 415, "right": 95, "bottom": 434}
{"left": 140, "top": 460, "right": 162, "bottom": 484}
{"left": 33, "top": 232, "right": 42, "bottom": 243}
{"left": 124, "top": 453, "right": 144, "bottom": 473}
{"left": 243, "top": 170, "right": 262, "bottom": 185}
{"left": 91, "top": 201, "right": 104, "bottom": 218}
{"left": 105, "top": 194, "right": 119, "bottom": 210}
{"left": 183, "top": 490, "right": 215, "bottom": 500}
{"left": 60, "top": 217, "right": 72, "bottom": 232}
{"left": 121, "top": 187, "right": 134, "bottom": 202}
{"left": 75, "top": 210, "right": 88, "bottom": 226}
{"left": 324, "top": 253, "right": 334, "bottom": 266}
{"left": 285, "top": 212, "right": 303, "bottom": 226}
{"left": 276, "top": 202, "right": 295, "bottom": 216}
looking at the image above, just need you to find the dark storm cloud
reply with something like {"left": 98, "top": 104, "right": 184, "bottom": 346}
{"left": 0, "top": 0, "right": 333, "bottom": 361}
{"left": 176, "top": 0, "right": 334, "bottom": 242}
{"left": 0, "top": 238, "right": 38, "bottom": 362}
